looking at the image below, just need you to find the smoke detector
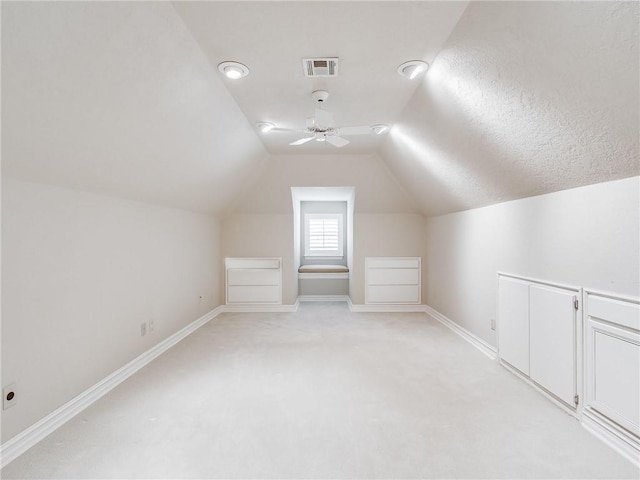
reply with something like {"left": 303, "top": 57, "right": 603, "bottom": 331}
{"left": 302, "top": 57, "right": 339, "bottom": 77}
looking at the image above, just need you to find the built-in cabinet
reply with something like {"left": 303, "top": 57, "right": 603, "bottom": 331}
{"left": 499, "top": 274, "right": 640, "bottom": 464}
{"left": 365, "top": 257, "right": 421, "bottom": 304}
{"left": 498, "top": 274, "right": 581, "bottom": 411}
{"left": 225, "top": 257, "right": 282, "bottom": 304}
{"left": 583, "top": 291, "right": 639, "bottom": 458}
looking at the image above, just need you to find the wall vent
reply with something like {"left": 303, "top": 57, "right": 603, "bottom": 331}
{"left": 303, "top": 58, "right": 339, "bottom": 77}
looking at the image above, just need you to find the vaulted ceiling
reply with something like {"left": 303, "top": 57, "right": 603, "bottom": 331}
{"left": 172, "top": 1, "right": 468, "bottom": 154}
{"left": 382, "top": 1, "right": 639, "bottom": 216}
{"left": 2, "top": 1, "right": 638, "bottom": 217}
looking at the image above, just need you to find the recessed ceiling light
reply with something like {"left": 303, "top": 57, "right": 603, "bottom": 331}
{"left": 256, "top": 122, "right": 275, "bottom": 133}
{"left": 217, "top": 61, "right": 249, "bottom": 79}
{"left": 370, "top": 124, "right": 389, "bottom": 135}
{"left": 397, "top": 60, "right": 429, "bottom": 80}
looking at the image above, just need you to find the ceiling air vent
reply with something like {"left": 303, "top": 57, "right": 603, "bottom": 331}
{"left": 303, "top": 57, "right": 339, "bottom": 77}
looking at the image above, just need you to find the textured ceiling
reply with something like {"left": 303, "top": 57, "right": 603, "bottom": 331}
{"left": 172, "top": 1, "right": 468, "bottom": 154}
{"left": 2, "top": 1, "right": 638, "bottom": 218}
{"left": 380, "top": 1, "right": 639, "bottom": 216}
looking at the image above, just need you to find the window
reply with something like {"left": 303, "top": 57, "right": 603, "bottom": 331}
{"left": 305, "top": 213, "right": 343, "bottom": 257}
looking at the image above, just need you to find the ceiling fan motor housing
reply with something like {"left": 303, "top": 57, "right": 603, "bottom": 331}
{"left": 312, "top": 90, "right": 330, "bottom": 104}
{"left": 288, "top": 89, "right": 377, "bottom": 148}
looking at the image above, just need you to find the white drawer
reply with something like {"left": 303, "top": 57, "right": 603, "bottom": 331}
{"left": 366, "top": 257, "right": 420, "bottom": 269}
{"left": 227, "top": 268, "right": 280, "bottom": 286}
{"left": 367, "top": 285, "right": 420, "bottom": 304}
{"left": 227, "top": 285, "right": 280, "bottom": 304}
{"left": 588, "top": 295, "right": 639, "bottom": 331}
{"left": 368, "top": 268, "right": 419, "bottom": 286}
{"left": 225, "top": 258, "right": 280, "bottom": 270}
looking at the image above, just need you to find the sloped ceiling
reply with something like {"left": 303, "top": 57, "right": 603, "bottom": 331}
{"left": 381, "top": 1, "right": 640, "bottom": 217}
{"left": 1, "top": 1, "right": 267, "bottom": 215}
{"left": 2, "top": 1, "right": 638, "bottom": 219}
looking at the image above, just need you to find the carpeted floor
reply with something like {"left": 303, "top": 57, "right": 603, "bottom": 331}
{"left": 2, "top": 302, "right": 638, "bottom": 479}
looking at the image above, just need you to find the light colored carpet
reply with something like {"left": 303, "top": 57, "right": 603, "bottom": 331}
{"left": 2, "top": 302, "right": 638, "bottom": 479}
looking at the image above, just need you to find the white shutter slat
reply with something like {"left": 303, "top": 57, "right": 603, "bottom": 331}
{"left": 305, "top": 214, "right": 343, "bottom": 256}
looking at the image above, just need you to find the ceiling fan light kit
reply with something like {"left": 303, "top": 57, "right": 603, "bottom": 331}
{"left": 243, "top": 56, "right": 419, "bottom": 148}
{"left": 217, "top": 57, "right": 423, "bottom": 148}
{"left": 257, "top": 86, "right": 390, "bottom": 148}
{"left": 217, "top": 61, "right": 249, "bottom": 79}
{"left": 281, "top": 90, "right": 388, "bottom": 148}
{"left": 397, "top": 60, "right": 429, "bottom": 79}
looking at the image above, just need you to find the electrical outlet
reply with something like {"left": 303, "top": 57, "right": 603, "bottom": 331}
{"left": 149, "top": 319, "right": 155, "bottom": 333}
{"left": 3, "top": 383, "right": 17, "bottom": 410}
{"left": 490, "top": 318, "right": 496, "bottom": 331}
{"left": 141, "top": 322, "right": 147, "bottom": 336}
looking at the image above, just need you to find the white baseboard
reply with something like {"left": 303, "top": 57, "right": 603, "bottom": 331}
{"left": 347, "top": 297, "right": 427, "bottom": 313}
{"left": 221, "top": 299, "right": 299, "bottom": 313}
{"left": 582, "top": 408, "right": 640, "bottom": 468}
{"left": 0, "top": 306, "right": 223, "bottom": 469}
{"left": 298, "top": 295, "right": 349, "bottom": 302}
{"left": 424, "top": 305, "right": 497, "bottom": 360}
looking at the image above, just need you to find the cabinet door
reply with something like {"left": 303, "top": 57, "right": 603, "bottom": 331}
{"left": 498, "top": 276, "right": 530, "bottom": 375}
{"left": 586, "top": 294, "right": 640, "bottom": 436}
{"left": 529, "top": 284, "right": 577, "bottom": 406}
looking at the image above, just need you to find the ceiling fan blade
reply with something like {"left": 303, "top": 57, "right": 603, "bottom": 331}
{"left": 337, "top": 125, "right": 372, "bottom": 136}
{"left": 326, "top": 135, "right": 350, "bottom": 148}
{"left": 315, "top": 108, "right": 334, "bottom": 128}
{"left": 271, "top": 127, "right": 294, "bottom": 132}
{"left": 289, "top": 137, "right": 314, "bottom": 146}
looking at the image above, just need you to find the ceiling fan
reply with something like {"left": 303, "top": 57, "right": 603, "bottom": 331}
{"left": 284, "top": 90, "right": 385, "bottom": 148}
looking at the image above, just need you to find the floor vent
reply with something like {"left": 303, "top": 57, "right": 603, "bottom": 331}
{"left": 303, "top": 57, "right": 339, "bottom": 77}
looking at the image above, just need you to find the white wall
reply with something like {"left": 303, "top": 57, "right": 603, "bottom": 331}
{"left": 221, "top": 214, "right": 296, "bottom": 305}
{"left": 1, "top": 178, "right": 221, "bottom": 442}
{"left": 425, "top": 177, "right": 640, "bottom": 346}
{"left": 230, "top": 154, "right": 419, "bottom": 214}
{"left": 221, "top": 212, "right": 427, "bottom": 305}
{"left": 224, "top": 153, "right": 423, "bottom": 304}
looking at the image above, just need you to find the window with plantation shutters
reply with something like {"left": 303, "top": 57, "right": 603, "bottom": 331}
{"left": 304, "top": 214, "right": 343, "bottom": 257}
